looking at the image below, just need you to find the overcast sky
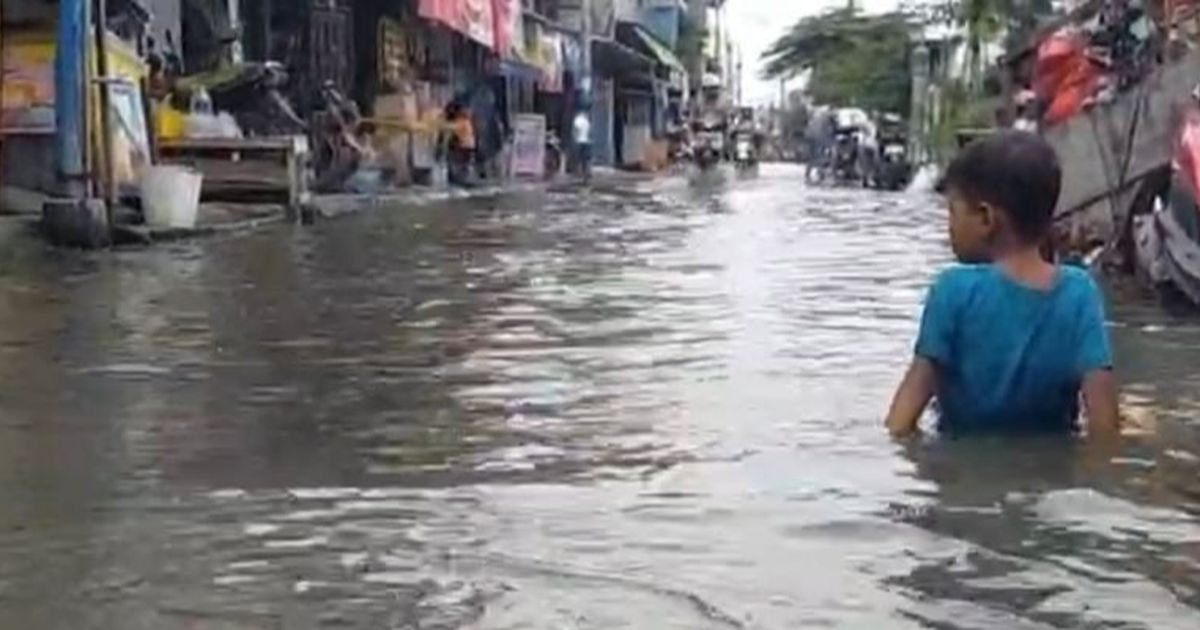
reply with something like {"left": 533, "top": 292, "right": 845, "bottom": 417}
{"left": 729, "top": 0, "right": 900, "bottom": 105}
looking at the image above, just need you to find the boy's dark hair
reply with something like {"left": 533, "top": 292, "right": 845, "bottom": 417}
{"left": 938, "top": 130, "right": 1062, "bottom": 243}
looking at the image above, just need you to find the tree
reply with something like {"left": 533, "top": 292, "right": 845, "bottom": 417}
{"left": 919, "top": 0, "right": 1058, "bottom": 85}
{"left": 760, "top": 8, "right": 913, "bottom": 115}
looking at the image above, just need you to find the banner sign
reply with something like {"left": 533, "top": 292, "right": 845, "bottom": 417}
{"left": 492, "top": 0, "right": 521, "bottom": 58}
{"left": 537, "top": 32, "right": 563, "bottom": 93}
{"left": 511, "top": 114, "right": 546, "bottom": 178}
{"left": 1, "top": 35, "right": 56, "bottom": 133}
{"left": 420, "top": 0, "right": 496, "bottom": 50}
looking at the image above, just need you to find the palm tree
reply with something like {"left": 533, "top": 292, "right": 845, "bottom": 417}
{"left": 960, "top": 0, "right": 1009, "bottom": 89}
{"left": 958, "top": 0, "right": 1057, "bottom": 89}
{"left": 761, "top": 8, "right": 912, "bottom": 114}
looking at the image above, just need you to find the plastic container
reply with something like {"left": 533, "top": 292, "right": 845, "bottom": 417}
{"left": 141, "top": 166, "right": 203, "bottom": 229}
{"left": 156, "top": 102, "right": 186, "bottom": 141}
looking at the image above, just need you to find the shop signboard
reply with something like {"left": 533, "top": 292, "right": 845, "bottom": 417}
{"left": 511, "top": 113, "right": 546, "bottom": 178}
{"left": 1, "top": 33, "right": 56, "bottom": 133}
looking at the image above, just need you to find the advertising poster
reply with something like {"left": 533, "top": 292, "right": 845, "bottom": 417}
{"left": 511, "top": 113, "right": 546, "bottom": 178}
{"left": 1, "top": 34, "right": 56, "bottom": 133}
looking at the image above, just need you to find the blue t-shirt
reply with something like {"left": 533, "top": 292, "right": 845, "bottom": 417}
{"left": 915, "top": 264, "right": 1112, "bottom": 433}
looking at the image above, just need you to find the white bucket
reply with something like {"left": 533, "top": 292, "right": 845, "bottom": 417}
{"left": 141, "top": 165, "right": 203, "bottom": 229}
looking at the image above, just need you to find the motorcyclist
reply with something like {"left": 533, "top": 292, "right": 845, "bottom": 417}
{"left": 732, "top": 113, "right": 758, "bottom": 166}
{"left": 856, "top": 118, "right": 879, "bottom": 187}
{"left": 805, "top": 109, "right": 836, "bottom": 181}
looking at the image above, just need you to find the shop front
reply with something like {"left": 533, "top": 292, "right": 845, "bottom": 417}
{"left": 615, "top": 21, "right": 684, "bottom": 170}
{"left": 591, "top": 37, "right": 654, "bottom": 167}
{"left": 2, "top": 0, "right": 151, "bottom": 205}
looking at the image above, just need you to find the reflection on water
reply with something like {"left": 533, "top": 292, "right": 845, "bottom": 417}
{"left": 0, "top": 164, "right": 1198, "bottom": 628}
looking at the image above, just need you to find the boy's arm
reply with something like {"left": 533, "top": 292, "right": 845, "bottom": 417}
{"left": 1081, "top": 368, "right": 1120, "bottom": 438}
{"left": 1075, "top": 274, "right": 1118, "bottom": 439}
{"left": 886, "top": 357, "right": 937, "bottom": 437}
{"left": 890, "top": 269, "right": 957, "bottom": 437}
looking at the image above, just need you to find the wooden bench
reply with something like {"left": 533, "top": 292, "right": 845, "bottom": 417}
{"left": 157, "top": 136, "right": 311, "bottom": 216}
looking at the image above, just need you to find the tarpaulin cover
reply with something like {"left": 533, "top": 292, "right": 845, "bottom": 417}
{"left": 493, "top": 0, "right": 518, "bottom": 58}
{"left": 1034, "top": 31, "right": 1099, "bottom": 127}
{"left": 1175, "top": 108, "right": 1200, "bottom": 204}
{"left": 419, "top": 0, "right": 496, "bottom": 50}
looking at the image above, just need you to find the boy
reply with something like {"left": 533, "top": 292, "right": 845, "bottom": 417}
{"left": 886, "top": 131, "right": 1120, "bottom": 437}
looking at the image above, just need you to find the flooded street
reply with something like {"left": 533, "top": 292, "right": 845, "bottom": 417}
{"left": 3, "top": 163, "right": 1200, "bottom": 628}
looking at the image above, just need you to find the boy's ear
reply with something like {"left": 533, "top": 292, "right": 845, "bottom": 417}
{"left": 977, "top": 201, "right": 999, "bottom": 231}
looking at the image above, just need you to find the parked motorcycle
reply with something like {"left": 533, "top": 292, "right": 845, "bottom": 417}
{"left": 1132, "top": 86, "right": 1200, "bottom": 304}
{"left": 311, "top": 81, "right": 365, "bottom": 192}
{"left": 545, "top": 131, "right": 565, "bottom": 180}
{"left": 173, "top": 61, "right": 307, "bottom": 137}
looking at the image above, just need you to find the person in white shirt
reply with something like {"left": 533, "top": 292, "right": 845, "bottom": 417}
{"left": 573, "top": 110, "right": 592, "bottom": 177}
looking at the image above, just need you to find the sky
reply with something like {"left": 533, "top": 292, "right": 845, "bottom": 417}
{"left": 728, "top": 0, "right": 900, "bottom": 105}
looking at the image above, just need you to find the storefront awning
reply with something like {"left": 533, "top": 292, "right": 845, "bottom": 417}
{"left": 620, "top": 23, "right": 685, "bottom": 75}
{"left": 592, "top": 38, "right": 654, "bottom": 78}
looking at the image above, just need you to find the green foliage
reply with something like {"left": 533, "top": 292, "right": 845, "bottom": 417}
{"left": 903, "top": 0, "right": 1058, "bottom": 84}
{"left": 760, "top": 8, "right": 913, "bottom": 115}
{"left": 929, "top": 80, "right": 1001, "bottom": 162}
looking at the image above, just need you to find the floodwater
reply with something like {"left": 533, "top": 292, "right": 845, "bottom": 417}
{"left": 1, "top": 164, "right": 1200, "bottom": 629}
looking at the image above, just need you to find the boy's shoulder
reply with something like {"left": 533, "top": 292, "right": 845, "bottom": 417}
{"left": 1056, "top": 263, "right": 1098, "bottom": 289}
{"left": 931, "top": 263, "right": 992, "bottom": 292}
{"left": 933, "top": 263, "right": 1098, "bottom": 291}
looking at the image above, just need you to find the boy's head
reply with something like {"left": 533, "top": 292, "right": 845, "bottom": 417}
{"left": 937, "top": 130, "right": 1061, "bottom": 263}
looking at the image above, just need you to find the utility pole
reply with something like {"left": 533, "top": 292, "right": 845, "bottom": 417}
{"left": 45, "top": 0, "right": 109, "bottom": 247}
{"left": 580, "top": 0, "right": 593, "bottom": 136}
{"left": 573, "top": 0, "right": 594, "bottom": 174}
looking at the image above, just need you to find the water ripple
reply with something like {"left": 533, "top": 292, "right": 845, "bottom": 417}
{"left": 0, "top": 165, "right": 1197, "bottom": 627}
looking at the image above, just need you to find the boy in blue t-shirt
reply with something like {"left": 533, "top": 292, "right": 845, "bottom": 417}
{"left": 886, "top": 131, "right": 1119, "bottom": 437}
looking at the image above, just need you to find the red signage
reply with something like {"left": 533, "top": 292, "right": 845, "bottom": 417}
{"left": 419, "top": 0, "right": 496, "bottom": 50}
{"left": 492, "top": 0, "right": 514, "bottom": 57}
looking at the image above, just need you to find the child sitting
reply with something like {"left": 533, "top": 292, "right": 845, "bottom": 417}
{"left": 886, "top": 131, "right": 1119, "bottom": 437}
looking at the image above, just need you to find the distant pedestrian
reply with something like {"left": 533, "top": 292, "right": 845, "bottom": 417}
{"left": 886, "top": 131, "right": 1119, "bottom": 438}
{"left": 446, "top": 102, "right": 476, "bottom": 186}
{"left": 471, "top": 85, "right": 505, "bottom": 180}
{"left": 572, "top": 109, "right": 592, "bottom": 178}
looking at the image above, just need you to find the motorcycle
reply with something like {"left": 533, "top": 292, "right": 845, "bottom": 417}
{"left": 546, "top": 131, "right": 565, "bottom": 180}
{"left": 311, "top": 81, "right": 366, "bottom": 192}
{"left": 1132, "top": 86, "right": 1200, "bottom": 304}
{"left": 695, "top": 133, "right": 724, "bottom": 169}
{"left": 833, "top": 129, "right": 860, "bottom": 184}
{"left": 174, "top": 61, "right": 307, "bottom": 137}
{"left": 873, "top": 140, "right": 912, "bottom": 191}
{"left": 733, "top": 132, "right": 757, "bottom": 171}
{"left": 691, "top": 116, "right": 724, "bottom": 170}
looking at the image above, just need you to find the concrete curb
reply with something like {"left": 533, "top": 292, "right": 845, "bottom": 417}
{"left": 11, "top": 171, "right": 645, "bottom": 247}
{"left": 312, "top": 181, "right": 544, "bottom": 219}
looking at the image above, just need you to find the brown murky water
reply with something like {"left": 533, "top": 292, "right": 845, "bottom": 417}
{"left": 1, "top": 164, "right": 1199, "bottom": 628}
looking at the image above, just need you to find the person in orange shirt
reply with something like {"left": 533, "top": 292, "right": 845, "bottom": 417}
{"left": 446, "top": 102, "right": 476, "bottom": 186}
